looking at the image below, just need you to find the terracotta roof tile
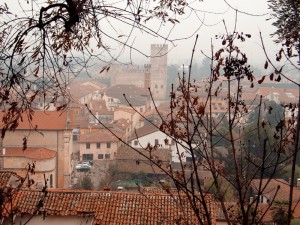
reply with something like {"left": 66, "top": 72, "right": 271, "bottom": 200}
{"left": 114, "top": 107, "right": 136, "bottom": 114}
{"left": 0, "top": 147, "right": 56, "bottom": 159}
{"left": 112, "top": 118, "right": 132, "bottom": 130}
{"left": 68, "top": 81, "right": 105, "bottom": 100}
{"left": 7, "top": 189, "right": 216, "bottom": 225}
{"left": 88, "top": 100, "right": 112, "bottom": 115}
{"left": 78, "top": 129, "right": 122, "bottom": 143}
{"left": 251, "top": 179, "right": 300, "bottom": 202}
{"left": 0, "top": 111, "right": 74, "bottom": 130}
{"left": 128, "top": 122, "right": 160, "bottom": 141}
{"left": 105, "top": 85, "right": 149, "bottom": 107}
{"left": 257, "top": 87, "right": 299, "bottom": 104}
{"left": 0, "top": 171, "right": 22, "bottom": 189}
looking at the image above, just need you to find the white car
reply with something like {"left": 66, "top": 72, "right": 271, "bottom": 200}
{"left": 75, "top": 163, "right": 91, "bottom": 171}
{"left": 82, "top": 161, "right": 92, "bottom": 166}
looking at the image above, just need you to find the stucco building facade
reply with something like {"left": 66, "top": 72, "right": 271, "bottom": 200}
{"left": 0, "top": 111, "right": 74, "bottom": 188}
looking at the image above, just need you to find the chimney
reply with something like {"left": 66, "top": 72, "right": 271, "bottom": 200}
{"left": 2, "top": 148, "right": 5, "bottom": 155}
{"left": 103, "top": 185, "right": 111, "bottom": 191}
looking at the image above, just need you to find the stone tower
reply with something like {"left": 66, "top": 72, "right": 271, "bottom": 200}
{"left": 144, "top": 64, "right": 151, "bottom": 90}
{"left": 150, "top": 44, "right": 168, "bottom": 100}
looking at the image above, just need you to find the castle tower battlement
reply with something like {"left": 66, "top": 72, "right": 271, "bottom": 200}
{"left": 109, "top": 45, "right": 168, "bottom": 99}
{"left": 144, "top": 64, "right": 151, "bottom": 74}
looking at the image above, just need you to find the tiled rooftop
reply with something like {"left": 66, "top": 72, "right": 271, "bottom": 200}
{"left": 112, "top": 118, "right": 132, "bottom": 130}
{"left": 105, "top": 85, "right": 149, "bottom": 107}
{"left": 114, "top": 106, "right": 136, "bottom": 114}
{"left": 128, "top": 122, "right": 160, "bottom": 141}
{"left": 88, "top": 100, "right": 112, "bottom": 115}
{"left": 0, "top": 171, "right": 22, "bottom": 189}
{"left": 257, "top": 87, "right": 299, "bottom": 104}
{"left": 78, "top": 129, "right": 123, "bottom": 143}
{"left": 68, "top": 81, "right": 105, "bottom": 100}
{"left": 251, "top": 178, "right": 300, "bottom": 202}
{"left": 0, "top": 111, "right": 74, "bottom": 130}
{"left": 0, "top": 147, "right": 56, "bottom": 159}
{"left": 5, "top": 189, "right": 216, "bottom": 225}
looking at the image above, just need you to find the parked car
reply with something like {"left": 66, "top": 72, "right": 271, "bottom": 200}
{"left": 82, "top": 161, "right": 93, "bottom": 166}
{"left": 75, "top": 163, "right": 91, "bottom": 172}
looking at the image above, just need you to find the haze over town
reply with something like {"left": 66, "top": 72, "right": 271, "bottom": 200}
{"left": 0, "top": 0, "right": 300, "bottom": 225}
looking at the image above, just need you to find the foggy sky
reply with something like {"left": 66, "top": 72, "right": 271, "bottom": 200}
{"left": 0, "top": 0, "right": 279, "bottom": 67}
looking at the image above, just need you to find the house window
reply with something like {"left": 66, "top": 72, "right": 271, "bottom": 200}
{"left": 96, "top": 143, "right": 101, "bottom": 149}
{"left": 155, "top": 139, "right": 159, "bottom": 145}
{"left": 83, "top": 154, "right": 93, "bottom": 161}
{"left": 186, "top": 157, "right": 193, "bottom": 163}
{"left": 98, "top": 154, "right": 103, "bottom": 159}
{"left": 105, "top": 154, "right": 110, "bottom": 159}
{"left": 50, "top": 174, "right": 53, "bottom": 188}
{"left": 107, "top": 142, "right": 111, "bottom": 148}
{"left": 164, "top": 138, "right": 169, "bottom": 145}
{"left": 134, "top": 140, "right": 138, "bottom": 146}
{"left": 86, "top": 143, "right": 90, "bottom": 149}
{"left": 73, "top": 134, "right": 78, "bottom": 141}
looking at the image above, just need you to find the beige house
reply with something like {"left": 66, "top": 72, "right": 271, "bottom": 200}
{"left": 68, "top": 80, "right": 106, "bottom": 105}
{"left": 78, "top": 129, "right": 122, "bottom": 161}
{"left": 0, "top": 111, "right": 74, "bottom": 188}
{"left": 114, "top": 106, "right": 142, "bottom": 129}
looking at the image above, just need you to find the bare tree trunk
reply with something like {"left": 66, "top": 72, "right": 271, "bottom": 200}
{"left": 287, "top": 42, "right": 300, "bottom": 225}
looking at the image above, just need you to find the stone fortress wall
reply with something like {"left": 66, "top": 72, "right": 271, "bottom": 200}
{"left": 110, "top": 44, "right": 168, "bottom": 100}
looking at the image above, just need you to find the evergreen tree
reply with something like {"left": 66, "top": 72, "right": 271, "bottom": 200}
{"left": 268, "top": 0, "right": 300, "bottom": 48}
{"left": 81, "top": 176, "right": 93, "bottom": 190}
